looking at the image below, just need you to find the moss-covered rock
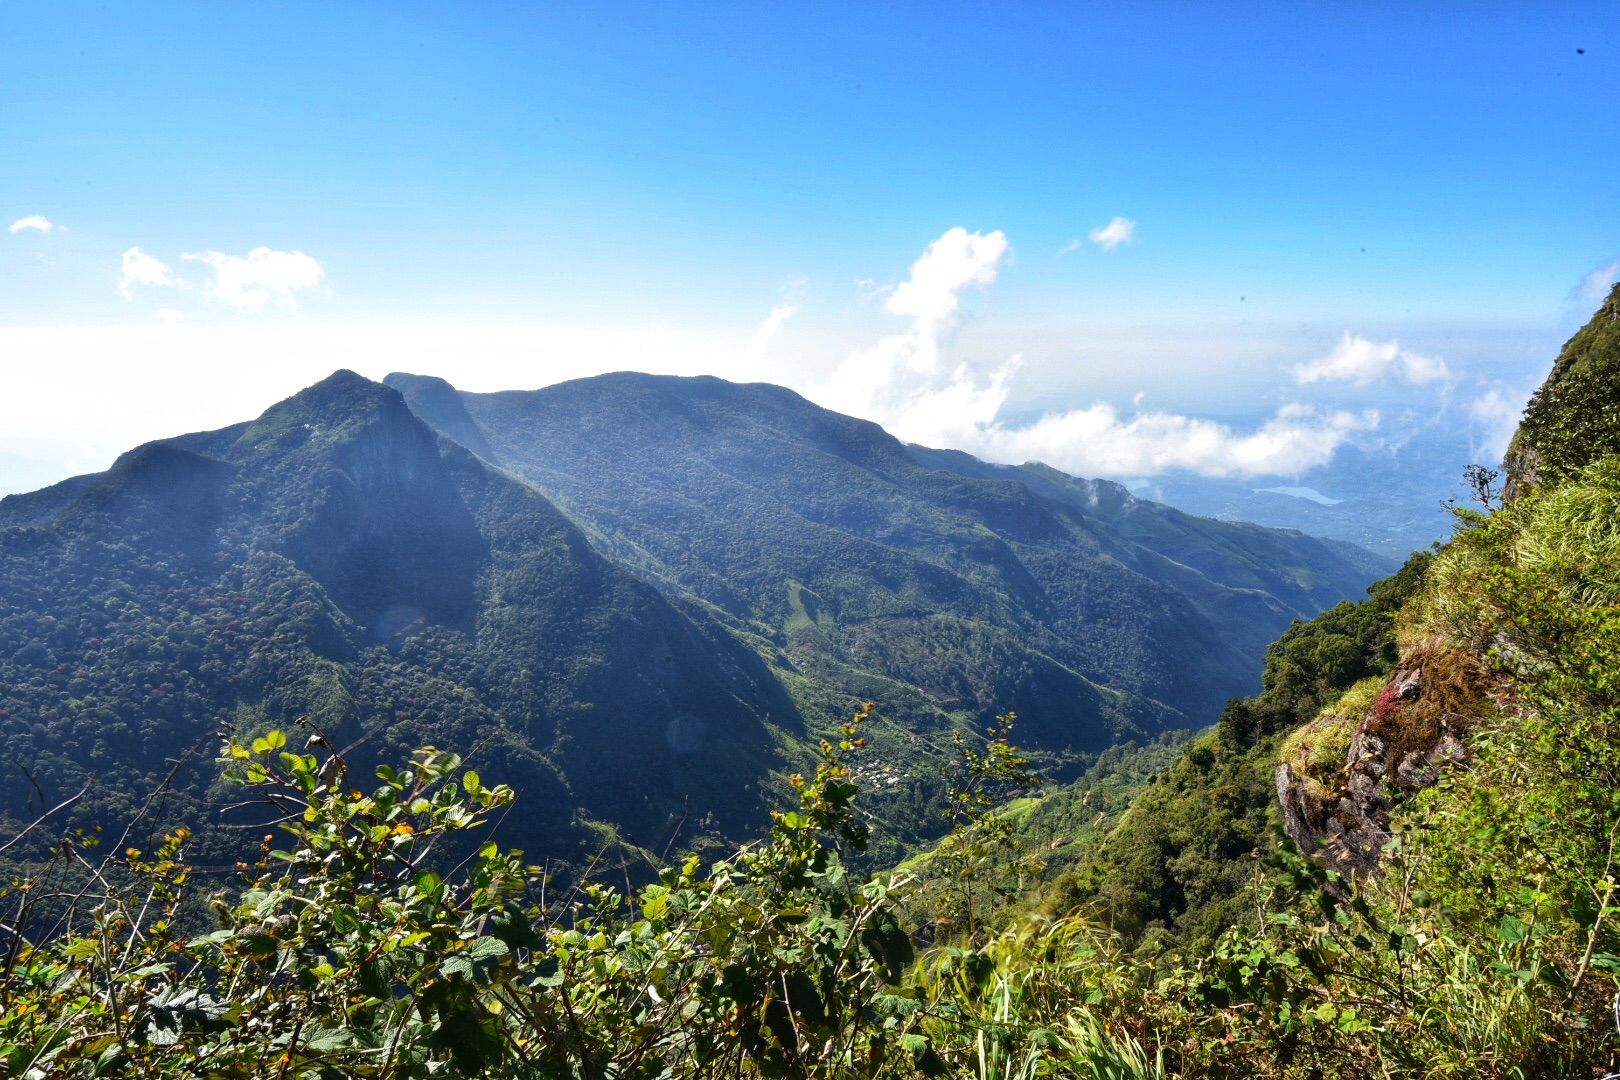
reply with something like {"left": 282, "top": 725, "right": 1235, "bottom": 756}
{"left": 1279, "top": 645, "right": 1494, "bottom": 879}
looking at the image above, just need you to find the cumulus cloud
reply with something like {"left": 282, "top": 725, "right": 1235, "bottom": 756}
{"left": 1088, "top": 216, "right": 1136, "bottom": 251}
{"left": 821, "top": 227, "right": 1008, "bottom": 424}
{"left": 1292, "top": 333, "right": 1451, "bottom": 387}
{"left": 746, "top": 304, "right": 796, "bottom": 358}
{"left": 818, "top": 227, "right": 1372, "bottom": 479}
{"left": 182, "top": 246, "right": 325, "bottom": 312}
{"left": 118, "top": 247, "right": 176, "bottom": 298}
{"left": 9, "top": 215, "right": 55, "bottom": 233}
{"left": 1577, "top": 258, "right": 1620, "bottom": 300}
{"left": 886, "top": 228, "right": 1005, "bottom": 329}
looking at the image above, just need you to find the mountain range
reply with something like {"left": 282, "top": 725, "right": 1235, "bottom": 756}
{"left": 0, "top": 369, "right": 1390, "bottom": 865}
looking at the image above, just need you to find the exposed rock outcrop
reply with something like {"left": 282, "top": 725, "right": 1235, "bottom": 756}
{"left": 1278, "top": 648, "right": 1491, "bottom": 881}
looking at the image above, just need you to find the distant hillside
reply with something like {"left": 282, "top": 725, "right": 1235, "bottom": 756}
{"left": 390, "top": 370, "right": 1387, "bottom": 749}
{"left": 1127, "top": 428, "right": 1472, "bottom": 555}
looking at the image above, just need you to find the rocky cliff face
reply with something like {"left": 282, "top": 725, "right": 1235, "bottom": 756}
{"left": 1277, "top": 648, "right": 1489, "bottom": 880}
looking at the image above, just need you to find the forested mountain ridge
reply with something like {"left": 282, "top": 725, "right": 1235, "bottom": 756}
{"left": 388, "top": 370, "right": 1386, "bottom": 748}
{"left": 0, "top": 368, "right": 1385, "bottom": 876}
{"left": 0, "top": 370, "right": 795, "bottom": 865}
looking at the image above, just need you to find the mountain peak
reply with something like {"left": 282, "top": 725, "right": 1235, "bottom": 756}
{"left": 384, "top": 372, "right": 498, "bottom": 461}
{"left": 232, "top": 369, "right": 414, "bottom": 459}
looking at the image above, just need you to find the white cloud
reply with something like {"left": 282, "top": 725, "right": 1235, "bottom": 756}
{"left": 154, "top": 308, "right": 183, "bottom": 325}
{"left": 821, "top": 227, "right": 1007, "bottom": 424}
{"left": 1468, "top": 387, "right": 1524, "bottom": 464}
{"left": 1291, "top": 332, "right": 1451, "bottom": 387}
{"left": 1577, "top": 258, "right": 1620, "bottom": 300}
{"left": 966, "top": 401, "right": 1379, "bottom": 478}
{"left": 1055, "top": 238, "right": 1084, "bottom": 258}
{"left": 886, "top": 227, "right": 1006, "bottom": 329}
{"left": 1088, "top": 216, "right": 1136, "bottom": 251}
{"left": 182, "top": 246, "right": 326, "bottom": 312}
{"left": 817, "top": 227, "right": 1370, "bottom": 479}
{"left": 9, "top": 215, "right": 55, "bottom": 233}
{"left": 746, "top": 304, "right": 796, "bottom": 358}
{"left": 118, "top": 247, "right": 176, "bottom": 298}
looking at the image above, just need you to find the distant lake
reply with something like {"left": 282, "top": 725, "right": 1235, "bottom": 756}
{"left": 1254, "top": 486, "right": 1343, "bottom": 506}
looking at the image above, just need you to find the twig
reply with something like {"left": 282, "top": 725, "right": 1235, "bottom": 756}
{"left": 0, "top": 776, "right": 93, "bottom": 856}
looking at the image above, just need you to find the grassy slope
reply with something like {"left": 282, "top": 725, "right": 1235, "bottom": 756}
{"left": 901, "top": 553, "right": 1429, "bottom": 957}
{"left": 938, "top": 287, "right": 1620, "bottom": 1073}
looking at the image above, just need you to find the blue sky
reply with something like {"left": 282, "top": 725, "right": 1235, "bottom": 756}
{"left": 2, "top": 1, "right": 1617, "bottom": 493}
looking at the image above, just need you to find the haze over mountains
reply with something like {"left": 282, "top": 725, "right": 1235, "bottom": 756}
{"left": 0, "top": 369, "right": 1391, "bottom": 864}
{"left": 1128, "top": 424, "right": 1481, "bottom": 556}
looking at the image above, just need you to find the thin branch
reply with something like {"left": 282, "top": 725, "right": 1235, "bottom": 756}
{"left": 0, "top": 776, "right": 93, "bottom": 856}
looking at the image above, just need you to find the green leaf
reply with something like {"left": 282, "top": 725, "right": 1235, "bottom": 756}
{"left": 641, "top": 885, "right": 670, "bottom": 920}
{"left": 332, "top": 905, "right": 359, "bottom": 935}
{"left": 426, "top": 1000, "right": 503, "bottom": 1072}
{"left": 139, "top": 986, "right": 229, "bottom": 1047}
{"left": 901, "top": 1034, "right": 948, "bottom": 1077}
{"left": 530, "top": 955, "right": 565, "bottom": 988}
{"left": 860, "top": 909, "right": 915, "bottom": 983}
{"left": 441, "top": 936, "right": 509, "bottom": 985}
{"left": 487, "top": 903, "right": 542, "bottom": 952}
{"left": 60, "top": 937, "right": 100, "bottom": 960}
{"left": 1589, "top": 952, "right": 1620, "bottom": 973}
{"left": 1496, "top": 913, "right": 1531, "bottom": 945}
{"left": 301, "top": 1025, "right": 353, "bottom": 1053}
